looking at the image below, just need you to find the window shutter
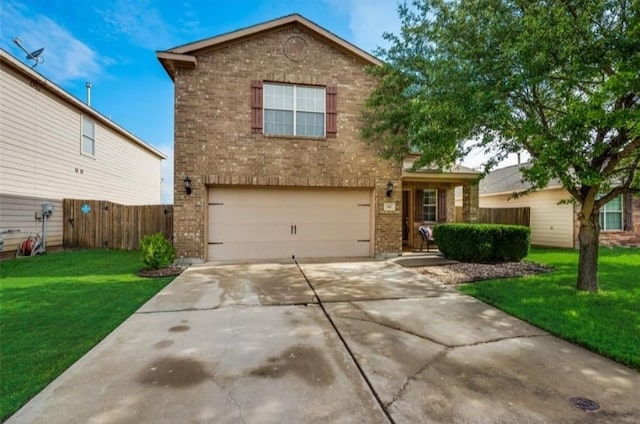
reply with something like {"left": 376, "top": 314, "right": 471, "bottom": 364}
{"left": 415, "top": 189, "right": 423, "bottom": 222}
{"left": 438, "top": 190, "right": 447, "bottom": 222}
{"left": 251, "top": 80, "right": 263, "bottom": 134}
{"left": 326, "top": 86, "right": 337, "bottom": 137}
{"left": 624, "top": 193, "right": 633, "bottom": 231}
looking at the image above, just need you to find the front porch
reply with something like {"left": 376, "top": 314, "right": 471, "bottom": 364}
{"left": 401, "top": 162, "right": 479, "bottom": 251}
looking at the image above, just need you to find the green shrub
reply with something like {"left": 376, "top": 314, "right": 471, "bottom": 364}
{"left": 140, "top": 233, "right": 176, "bottom": 269}
{"left": 433, "top": 223, "right": 530, "bottom": 262}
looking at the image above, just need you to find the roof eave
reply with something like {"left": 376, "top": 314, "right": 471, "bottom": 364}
{"left": 479, "top": 184, "right": 565, "bottom": 197}
{"left": 402, "top": 170, "right": 480, "bottom": 183}
{"left": 156, "top": 52, "right": 197, "bottom": 81}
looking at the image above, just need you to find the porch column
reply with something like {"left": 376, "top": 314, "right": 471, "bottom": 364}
{"left": 462, "top": 183, "right": 479, "bottom": 223}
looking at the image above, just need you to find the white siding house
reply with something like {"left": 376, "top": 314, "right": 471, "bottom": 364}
{"left": 480, "top": 188, "right": 575, "bottom": 248}
{"left": 477, "top": 163, "right": 640, "bottom": 248}
{"left": 0, "top": 49, "right": 166, "bottom": 254}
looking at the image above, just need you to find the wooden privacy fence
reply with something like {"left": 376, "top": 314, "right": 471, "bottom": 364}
{"left": 63, "top": 199, "right": 173, "bottom": 250}
{"left": 455, "top": 207, "right": 530, "bottom": 226}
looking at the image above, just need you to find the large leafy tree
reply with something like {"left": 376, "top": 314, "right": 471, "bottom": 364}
{"left": 362, "top": 0, "right": 640, "bottom": 291}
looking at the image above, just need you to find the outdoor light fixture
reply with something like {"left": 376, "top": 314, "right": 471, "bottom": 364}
{"left": 386, "top": 181, "right": 394, "bottom": 197}
{"left": 183, "top": 175, "right": 192, "bottom": 195}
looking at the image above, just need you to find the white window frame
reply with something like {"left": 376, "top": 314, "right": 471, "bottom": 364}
{"left": 263, "top": 83, "right": 325, "bottom": 137}
{"left": 599, "top": 195, "right": 623, "bottom": 231}
{"left": 423, "top": 189, "right": 437, "bottom": 222}
{"left": 81, "top": 116, "right": 95, "bottom": 156}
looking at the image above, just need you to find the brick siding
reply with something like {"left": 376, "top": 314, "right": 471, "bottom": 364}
{"left": 573, "top": 195, "right": 640, "bottom": 248}
{"left": 172, "top": 23, "right": 401, "bottom": 260}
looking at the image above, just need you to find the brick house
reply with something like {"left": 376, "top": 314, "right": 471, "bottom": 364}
{"left": 157, "top": 14, "right": 479, "bottom": 262}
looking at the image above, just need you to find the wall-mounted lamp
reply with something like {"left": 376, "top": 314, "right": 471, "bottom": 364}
{"left": 183, "top": 175, "right": 192, "bottom": 195}
{"left": 386, "top": 181, "right": 394, "bottom": 197}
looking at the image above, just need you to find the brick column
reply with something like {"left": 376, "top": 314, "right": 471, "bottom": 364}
{"left": 462, "top": 183, "right": 479, "bottom": 223}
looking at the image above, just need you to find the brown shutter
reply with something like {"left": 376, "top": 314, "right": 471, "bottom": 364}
{"left": 624, "top": 193, "right": 633, "bottom": 231}
{"left": 415, "top": 189, "right": 423, "bottom": 222}
{"left": 251, "top": 80, "right": 263, "bottom": 134}
{"left": 326, "top": 86, "right": 337, "bottom": 137}
{"left": 437, "top": 190, "right": 447, "bottom": 222}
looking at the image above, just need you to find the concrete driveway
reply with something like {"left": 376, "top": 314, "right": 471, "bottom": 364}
{"left": 7, "top": 260, "right": 640, "bottom": 423}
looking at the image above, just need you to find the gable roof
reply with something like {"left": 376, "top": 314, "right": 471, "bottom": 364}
{"left": 156, "top": 13, "right": 383, "bottom": 80}
{"left": 0, "top": 48, "right": 166, "bottom": 160}
{"left": 480, "top": 163, "right": 562, "bottom": 196}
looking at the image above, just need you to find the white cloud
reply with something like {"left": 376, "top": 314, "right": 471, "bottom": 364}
{"left": 96, "top": 0, "right": 175, "bottom": 49}
{"left": 1, "top": 1, "right": 106, "bottom": 84}
{"left": 324, "top": 0, "right": 401, "bottom": 54}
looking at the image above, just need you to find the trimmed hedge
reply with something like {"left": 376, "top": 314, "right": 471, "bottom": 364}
{"left": 433, "top": 223, "right": 530, "bottom": 262}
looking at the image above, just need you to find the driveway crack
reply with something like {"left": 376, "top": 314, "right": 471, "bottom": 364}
{"left": 384, "top": 349, "right": 451, "bottom": 410}
{"left": 210, "top": 371, "right": 246, "bottom": 424}
{"left": 345, "top": 302, "right": 450, "bottom": 348}
{"left": 228, "top": 390, "right": 245, "bottom": 424}
{"left": 452, "top": 333, "right": 551, "bottom": 348}
{"left": 344, "top": 302, "right": 550, "bottom": 349}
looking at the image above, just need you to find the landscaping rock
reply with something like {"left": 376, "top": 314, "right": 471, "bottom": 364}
{"left": 415, "top": 261, "right": 553, "bottom": 285}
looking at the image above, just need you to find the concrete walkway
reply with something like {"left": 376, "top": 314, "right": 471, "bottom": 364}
{"left": 7, "top": 261, "right": 640, "bottom": 423}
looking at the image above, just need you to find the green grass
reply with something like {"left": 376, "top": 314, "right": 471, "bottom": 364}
{"left": 0, "top": 249, "right": 175, "bottom": 422}
{"left": 459, "top": 247, "right": 640, "bottom": 370}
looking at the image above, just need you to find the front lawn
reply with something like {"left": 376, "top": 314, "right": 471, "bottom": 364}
{"left": 0, "top": 249, "right": 175, "bottom": 422}
{"left": 459, "top": 247, "right": 640, "bottom": 370}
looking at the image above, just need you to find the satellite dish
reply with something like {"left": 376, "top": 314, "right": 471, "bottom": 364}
{"left": 12, "top": 37, "right": 44, "bottom": 68}
{"left": 26, "top": 48, "right": 44, "bottom": 60}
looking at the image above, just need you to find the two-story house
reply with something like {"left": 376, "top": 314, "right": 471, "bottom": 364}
{"left": 0, "top": 49, "right": 166, "bottom": 255}
{"left": 157, "top": 14, "right": 479, "bottom": 262}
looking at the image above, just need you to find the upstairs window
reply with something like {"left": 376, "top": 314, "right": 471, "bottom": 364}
{"left": 264, "top": 83, "right": 325, "bottom": 137}
{"left": 600, "top": 195, "right": 623, "bottom": 231}
{"left": 81, "top": 116, "right": 95, "bottom": 156}
{"left": 251, "top": 81, "right": 337, "bottom": 137}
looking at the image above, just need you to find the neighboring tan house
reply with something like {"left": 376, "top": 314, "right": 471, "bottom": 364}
{"left": 0, "top": 48, "right": 166, "bottom": 255}
{"left": 157, "top": 14, "right": 479, "bottom": 262}
{"left": 479, "top": 163, "right": 640, "bottom": 248}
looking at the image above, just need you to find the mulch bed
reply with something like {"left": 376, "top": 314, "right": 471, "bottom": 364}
{"left": 137, "top": 265, "right": 187, "bottom": 278}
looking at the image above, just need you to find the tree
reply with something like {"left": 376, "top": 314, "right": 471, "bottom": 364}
{"left": 361, "top": 0, "right": 640, "bottom": 291}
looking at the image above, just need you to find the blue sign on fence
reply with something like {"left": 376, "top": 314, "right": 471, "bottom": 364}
{"left": 81, "top": 204, "right": 92, "bottom": 214}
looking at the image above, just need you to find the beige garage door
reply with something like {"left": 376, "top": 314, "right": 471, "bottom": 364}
{"left": 208, "top": 187, "right": 371, "bottom": 261}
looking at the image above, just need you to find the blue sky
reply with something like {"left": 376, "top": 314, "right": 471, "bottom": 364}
{"left": 2, "top": 0, "right": 518, "bottom": 203}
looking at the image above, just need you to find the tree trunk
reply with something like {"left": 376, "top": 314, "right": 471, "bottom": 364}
{"left": 576, "top": 211, "right": 600, "bottom": 292}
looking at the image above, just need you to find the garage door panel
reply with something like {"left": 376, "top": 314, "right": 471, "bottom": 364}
{"left": 208, "top": 187, "right": 372, "bottom": 261}
{"left": 210, "top": 223, "right": 295, "bottom": 243}
{"left": 293, "top": 208, "right": 369, "bottom": 222}
{"left": 291, "top": 241, "right": 370, "bottom": 258}
{"left": 209, "top": 241, "right": 297, "bottom": 261}
{"left": 297, "top": 223, "right": 369, "bottom": 241}
{"left": 209, "top": 206, "right": 294, "bottom": 224}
